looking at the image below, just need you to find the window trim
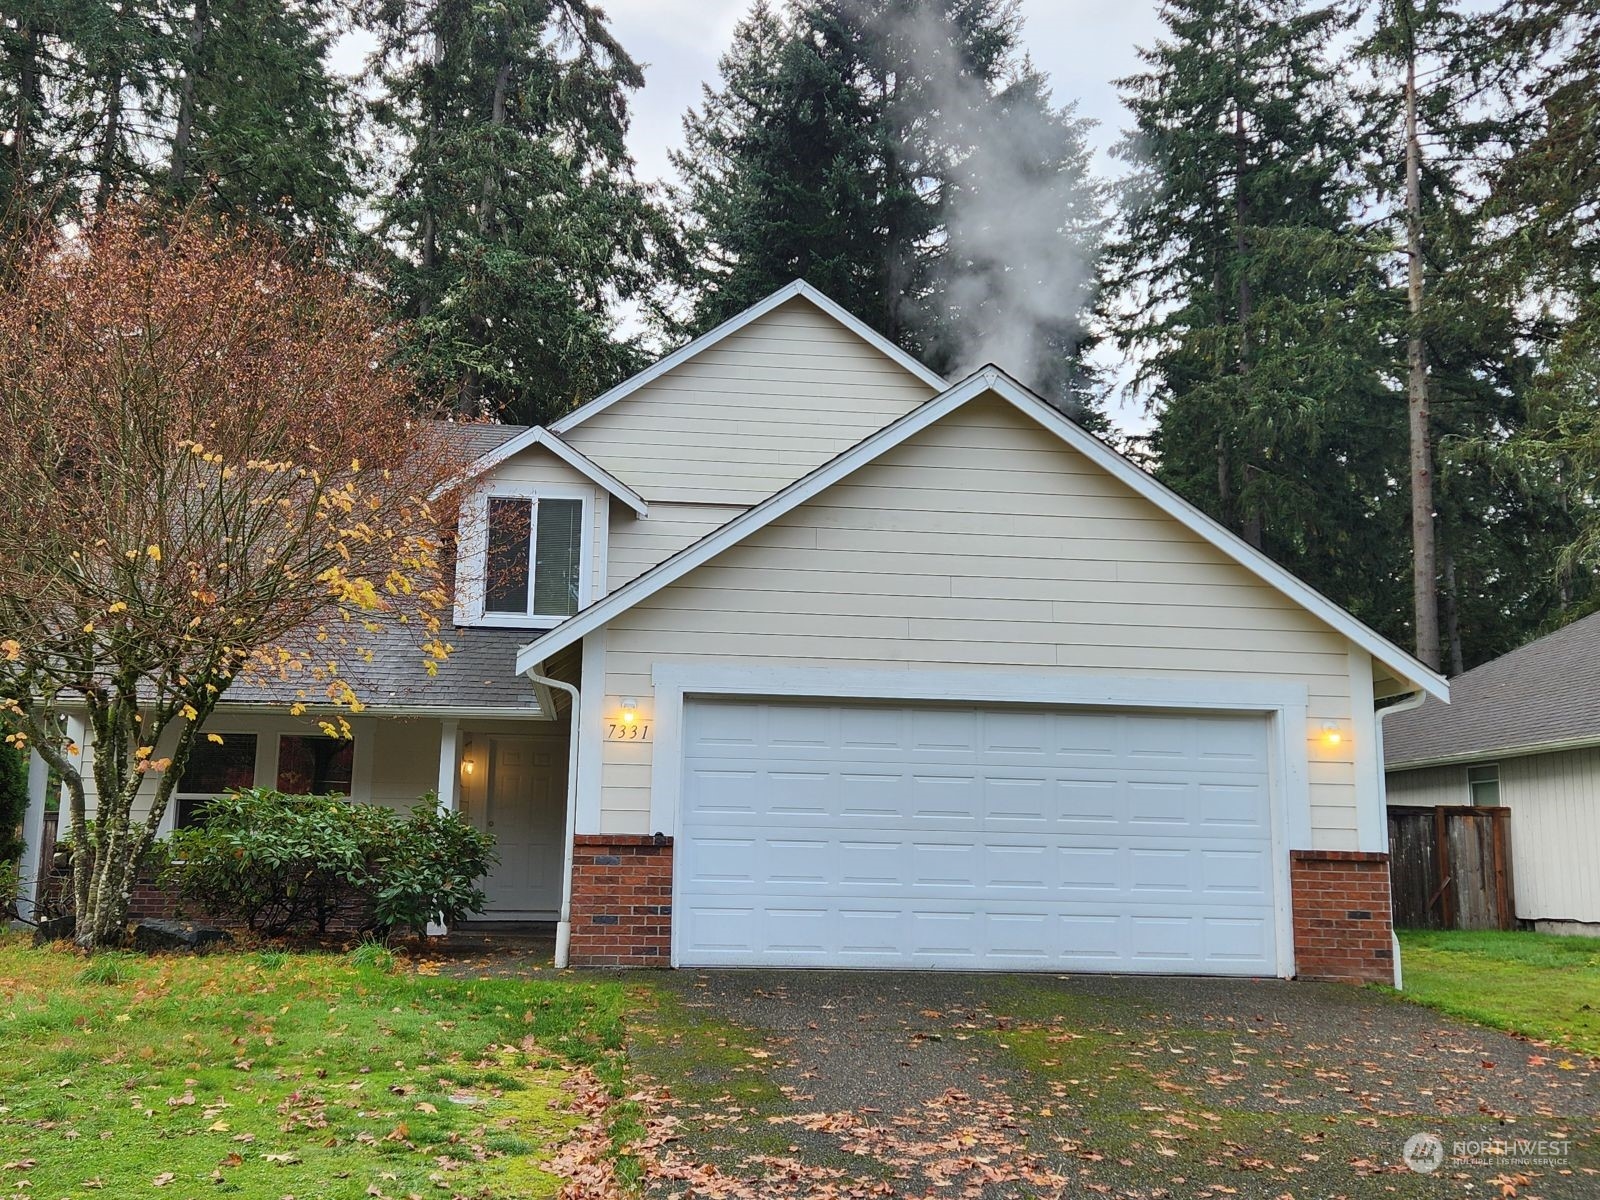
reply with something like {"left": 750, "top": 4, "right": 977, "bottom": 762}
{"left": 456, "top": 481, "right": 593, "bottom": 629}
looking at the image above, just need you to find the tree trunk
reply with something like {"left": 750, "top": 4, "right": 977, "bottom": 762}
{"left": 167, "top": 0, "right": 209, "bottom": 195}
{"left": 418, "top": 25, "right": 446, "bottom": 319}
{"left": 1404, "top": 27, "right": 1441, "bottom": 669}
{"left": 1232, "top": 94, "right": 1260, "bottom": 548}
{"left": 94, "top": 71, "right": 124, "bottom": 213}
{"left": 1441, "top": 544, "right": 1464, "bottom": 675}
{"left": 13, "top": 20, "right": 36, "bottom": 193}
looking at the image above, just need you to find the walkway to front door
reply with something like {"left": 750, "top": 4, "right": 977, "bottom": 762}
{"left": 462, "top": 733, "right": 565, "bottom": 918}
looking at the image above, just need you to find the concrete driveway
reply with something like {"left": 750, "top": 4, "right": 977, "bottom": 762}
{"left": 626, "top": 970, "right": 1600, "bottom": 1199}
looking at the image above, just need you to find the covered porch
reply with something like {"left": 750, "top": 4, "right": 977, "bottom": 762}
{"left": 12, "top": 705, "right": 575, "bottom": 930}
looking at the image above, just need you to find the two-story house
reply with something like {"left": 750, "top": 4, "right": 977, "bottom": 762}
{"left": 16, "top": 281, "right": 1447, "bottom": 982}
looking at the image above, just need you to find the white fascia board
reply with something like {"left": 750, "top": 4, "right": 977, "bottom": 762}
{"left": 443, "top": 428, "right": 648, "bottom": 516}
{"left": 517, "top": 365, "right": 1449, "bottom": 705}
{"left": 549, "top": 280, "right": 947, "bottom": 434}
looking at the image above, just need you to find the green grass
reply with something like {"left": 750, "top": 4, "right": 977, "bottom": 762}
{"left": 1397, "top": 928, "right": 1600, "bottom": 1058}
{"left": 0, "top": 934, "right": 634, "bottom": 1199}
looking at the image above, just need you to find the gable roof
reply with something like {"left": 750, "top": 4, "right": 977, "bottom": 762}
{"left": 515, "top": 366, "right": 1449, "bottom": 702}
{"left": 547, "top": 280, "right": 949, "bottom": 434}
{"left": 1385, "top": 610, "right": 1600, "bottom": 769}
{"left": 446, "top": 425, "right": 649, "bottom": 516}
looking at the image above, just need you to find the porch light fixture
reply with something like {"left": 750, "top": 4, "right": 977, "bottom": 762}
{"left": 619, "top": 698, "right": 639, "bottom": 727}
{"left": 1320, "top": 723, "right": 1344, "bottom": 748}
{"left": 460, "top": 745, "right": 477, "bottom": 778}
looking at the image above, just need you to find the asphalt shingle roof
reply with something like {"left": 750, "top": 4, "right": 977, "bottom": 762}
{"left": 221, "top": 420, "right": 541, "bottom": 714}
{"left": 1384, "top": 609, "right": 1600, "bottom": 767}
{"left": 225, "top": 623, "right": 545, "bottom": 713}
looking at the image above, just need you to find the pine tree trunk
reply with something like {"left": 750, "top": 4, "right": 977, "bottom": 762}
{"left": 1441, "top": 544, "right": 1464, "bottom": 675}
{"left": 1405, "top": 38, "right": 1440, "bottom": 670}
{"left": 13, "top": 21, "right": 36, "bottom": 191}
{"left": 94, "top": 72, "right": 124, "bottom": 213}
{"left": 168, "top": 0, "right": 209, "bottom": 194}
{"left": 1232, "top": 95, "right": 1260, "bottom": 549}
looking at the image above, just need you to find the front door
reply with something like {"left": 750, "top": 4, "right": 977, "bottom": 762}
{"left": 469, "top": 734, "right": 565, "bottom": 918}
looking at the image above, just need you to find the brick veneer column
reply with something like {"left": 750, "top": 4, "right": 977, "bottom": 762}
{"left": 568, "top": 834, "right": 673, "bottom": 967}
{"left": 1290, "top": 850, "right": 1394, "bottom": 983}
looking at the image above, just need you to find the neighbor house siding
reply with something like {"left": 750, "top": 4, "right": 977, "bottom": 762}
{"left": 1384, "top": 764, "right": 1468, "bottom": 807}
{"left": 594, "top": 396, "right": 1363, "bottom": 848}
{"left": 560, "top": 299, "right": 938, "bottom": 507}
{"left": 1501, "top": 748, "right": 1600, "bottom": 924}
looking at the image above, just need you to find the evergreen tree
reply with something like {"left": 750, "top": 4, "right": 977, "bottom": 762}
{"left": 676, "top": 0, "right": 1107, "bottom": 418}
{"left": 165, "top": 0, "right": 357, "bottom": 249}
{"left": 1111, "top": 0, "right": 1405, "bottom": 627}
{"left": 368, "top": 0, "right": 683, "bottom": 424}
{"left": 1480, "top": 0, "right": 1600, "bottom": 605}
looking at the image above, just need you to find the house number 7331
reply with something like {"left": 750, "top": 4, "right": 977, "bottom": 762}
{"left": 606, "top": 722, "right": 651, "bottom": 742}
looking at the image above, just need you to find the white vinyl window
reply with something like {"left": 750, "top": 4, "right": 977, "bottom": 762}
{"left": 1468, "top": 764, "right": 1500, "bottom": 806}
{"left": 460, "top": 485, "right": 589, "bottom": 627}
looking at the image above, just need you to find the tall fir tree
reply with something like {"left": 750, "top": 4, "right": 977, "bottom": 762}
{"left": 675, "top": 0, "right": 1107, "bottom": 419}
{"left": 1112, "top": 0, "right": 1407, "bottom": 634}
{"left": 164, "top": 0, "right": 357, "bottom": 249}
{"left": 368, "top": 0, "right": 683, "bottom": 424}
{"left": 1480, "top": 0, "right": 1600, "bottom": 610}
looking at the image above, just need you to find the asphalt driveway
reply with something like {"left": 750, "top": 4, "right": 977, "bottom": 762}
{"left": 626, "top": 970, "right": 1600, "bottom": 1199}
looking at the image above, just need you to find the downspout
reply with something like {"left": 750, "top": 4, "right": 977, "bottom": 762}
{"left": 526, "top": 664, "right": 580, "bottom": 969}
{"left": 1376, "top": 686, "right": 1429, "bottom": 990}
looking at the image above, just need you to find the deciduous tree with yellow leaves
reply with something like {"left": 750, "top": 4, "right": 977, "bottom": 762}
{"left": 0, "top": 209, "right": 468, "bottom": 948}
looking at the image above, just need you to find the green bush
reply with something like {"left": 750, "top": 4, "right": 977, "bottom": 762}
{"left": 0, "top": 742, "right": 27, "bottom": 866}
{"left": 162, "top": 788, "right": 496, "bottom": 937}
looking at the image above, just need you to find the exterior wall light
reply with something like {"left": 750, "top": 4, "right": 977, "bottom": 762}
{"left": 620, "top": 698, "right": 639, "bottom": 727}
{"left": 1321, "top": 723, "right": 1344, "bottom": 747}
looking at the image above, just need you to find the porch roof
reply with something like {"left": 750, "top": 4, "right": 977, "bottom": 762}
{"left": 223, "top": 623, "right": 546, "bottom": 717}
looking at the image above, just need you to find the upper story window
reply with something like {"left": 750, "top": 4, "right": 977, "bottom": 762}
{"left": 459, "top": 485, "right": 589, "bottom": 627}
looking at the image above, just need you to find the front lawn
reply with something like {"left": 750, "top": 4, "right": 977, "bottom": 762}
{"left": 0, "top": 936, "right": 631, "bottom": 1199}
{"left": 1398, "top": 928, "right": 1600, "bottom": 1057}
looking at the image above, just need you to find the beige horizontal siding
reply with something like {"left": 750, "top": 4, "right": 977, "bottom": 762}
{"left": 606, "top": 501, "right": 742, "bottom": 590}
{"left": 599, "top": 394, "right": 1362, "bottom": 846}
{"left": 563, "top": 299, "right": 937, "bottom": 505}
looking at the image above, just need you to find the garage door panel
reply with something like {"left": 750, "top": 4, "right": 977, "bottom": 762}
{"left": 677, "top": 699, "right": 1281, "bottom": 975}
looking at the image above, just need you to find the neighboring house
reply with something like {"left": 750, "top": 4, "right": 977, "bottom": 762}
{"left": 15, "top": 280, "right": 1448, "bottom": 982}
{"left": 1385, "top": 611, "right": 1600, "bottom": 935}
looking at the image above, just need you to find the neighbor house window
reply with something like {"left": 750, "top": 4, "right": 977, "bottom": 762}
{"left": 478, "top": 492, "right": 584, "bottom": 621}
{"left": 1468, "top": 764, "right": 1500, "bottom": 806}
{"left": 277, "top": 735, "right": 355, "bottom": 796}
{"left": 174, "top": 733, "right": 258, "bottom": 828}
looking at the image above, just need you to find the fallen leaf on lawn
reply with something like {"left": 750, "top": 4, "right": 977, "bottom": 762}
{"left": 152, "top": 1172, "right": 175, "bottom": 1187}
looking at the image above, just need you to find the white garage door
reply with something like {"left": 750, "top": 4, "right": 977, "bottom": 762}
{"left": 675, "top": 698, "right": 1282, "bottom": 974}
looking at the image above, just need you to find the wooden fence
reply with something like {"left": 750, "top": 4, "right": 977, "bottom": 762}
{"left": 1387, "top": 805, "right": 1515, "bottom": 930}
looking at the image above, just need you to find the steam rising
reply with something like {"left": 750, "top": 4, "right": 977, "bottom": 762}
{"left": 876, "top": 3, "right": 1104, "bottom": 411}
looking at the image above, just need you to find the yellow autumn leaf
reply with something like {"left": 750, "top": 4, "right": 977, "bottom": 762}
{"left": 181, "top": 704, "right": 198, "bottom": 721}
{"left": 108, "top": 601, "right": 127, "bottom": 614}
{"left": 206, "top": 733, "right": 224, "bottom": 745}
{"left": 146, "top": 544, "right": 162, "bottom": 561}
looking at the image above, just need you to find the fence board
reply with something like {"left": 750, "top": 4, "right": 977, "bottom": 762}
{"left": 1387, "top": 805, "right": 1514, "bottom": 930}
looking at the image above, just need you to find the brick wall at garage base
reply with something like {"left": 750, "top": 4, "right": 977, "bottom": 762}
{"left": 1291, "top": 850, "right": 1394, "bottom": 984}
{"left": 569, "top": 834, "right": 673, "bottom": 967}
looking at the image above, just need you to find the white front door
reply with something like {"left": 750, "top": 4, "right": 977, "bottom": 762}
{"left": 469, "top": 735, "right": 565, "bottom": 918}
{"left": 675, "top": 699, "right": 1282, "bottom": 975}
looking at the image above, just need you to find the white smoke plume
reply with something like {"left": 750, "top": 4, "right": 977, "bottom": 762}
{"left": 873, "top": 2, "right": 1106, "bottom": 412}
